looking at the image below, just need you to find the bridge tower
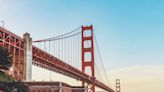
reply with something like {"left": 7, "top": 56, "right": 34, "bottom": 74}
{"left": 116, "top": 79, "right": 121, "bottom": 92}
{"left": 82, "top": 25, "right": 95, "bottom": 92}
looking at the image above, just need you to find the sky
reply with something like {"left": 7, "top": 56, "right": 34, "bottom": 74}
{"left": 0, "top": 0, "right": 164, "bottom": 92}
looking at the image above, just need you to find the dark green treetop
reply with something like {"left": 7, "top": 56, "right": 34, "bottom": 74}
{"left": 0, "top": 46, "right": 12, "bottom": 69}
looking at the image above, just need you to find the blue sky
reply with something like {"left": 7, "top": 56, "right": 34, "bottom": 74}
{"left": 0, "top": 0, "right": 164, "bottom": 69}
{"left": 1, "top": 0, "right": 164, "bottom": 91}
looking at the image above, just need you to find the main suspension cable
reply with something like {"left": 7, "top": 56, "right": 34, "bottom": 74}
{"left": 33, "top": 26, "right": 81, "bottom": 42}
{"left": 93, "top": 31, "right": 110, "bottom": 84}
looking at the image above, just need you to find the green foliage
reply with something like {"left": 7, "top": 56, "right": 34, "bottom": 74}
{"left": 0, "top": 46, "right": 28, "bottom": 92}
{"left": 0, "top": 71, "right": 15, "bottom": 82}
{"left": 0, "top": 46, "right": 13, "bottom": 68}
{"left": 0, "top": 72, "right": 29, "bottom": 92}
{"left": 0, "top": 81, "right": 29, "bottom": 92}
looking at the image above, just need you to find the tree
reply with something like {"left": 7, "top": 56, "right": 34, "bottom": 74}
{"left": 0, "top": 46, "right": 12, "bottom": 70}
{"left": 0, "top": 46, "right": 29, "bottom": 92}
{"left": 0, "top": 81, "right": 29, "bottom": 92}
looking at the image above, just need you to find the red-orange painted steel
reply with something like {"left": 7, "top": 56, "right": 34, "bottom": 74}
{"left": 82, "top": 25, "right": 95, "bottom": 92}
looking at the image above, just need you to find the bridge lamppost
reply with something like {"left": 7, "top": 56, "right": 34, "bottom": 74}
{"left": 0, "top": 20, "right": 4, "bottom": 28}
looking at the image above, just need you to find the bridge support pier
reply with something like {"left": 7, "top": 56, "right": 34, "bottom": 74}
{"left": 24, "top": 33, "right": 32, "bottom": 81}
{"left": 59, "top": 82, "right": 62, "bottom": 92}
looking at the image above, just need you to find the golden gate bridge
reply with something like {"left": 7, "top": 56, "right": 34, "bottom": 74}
{"left": 0, "top": 25, "right": 118, "bottom": 92}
